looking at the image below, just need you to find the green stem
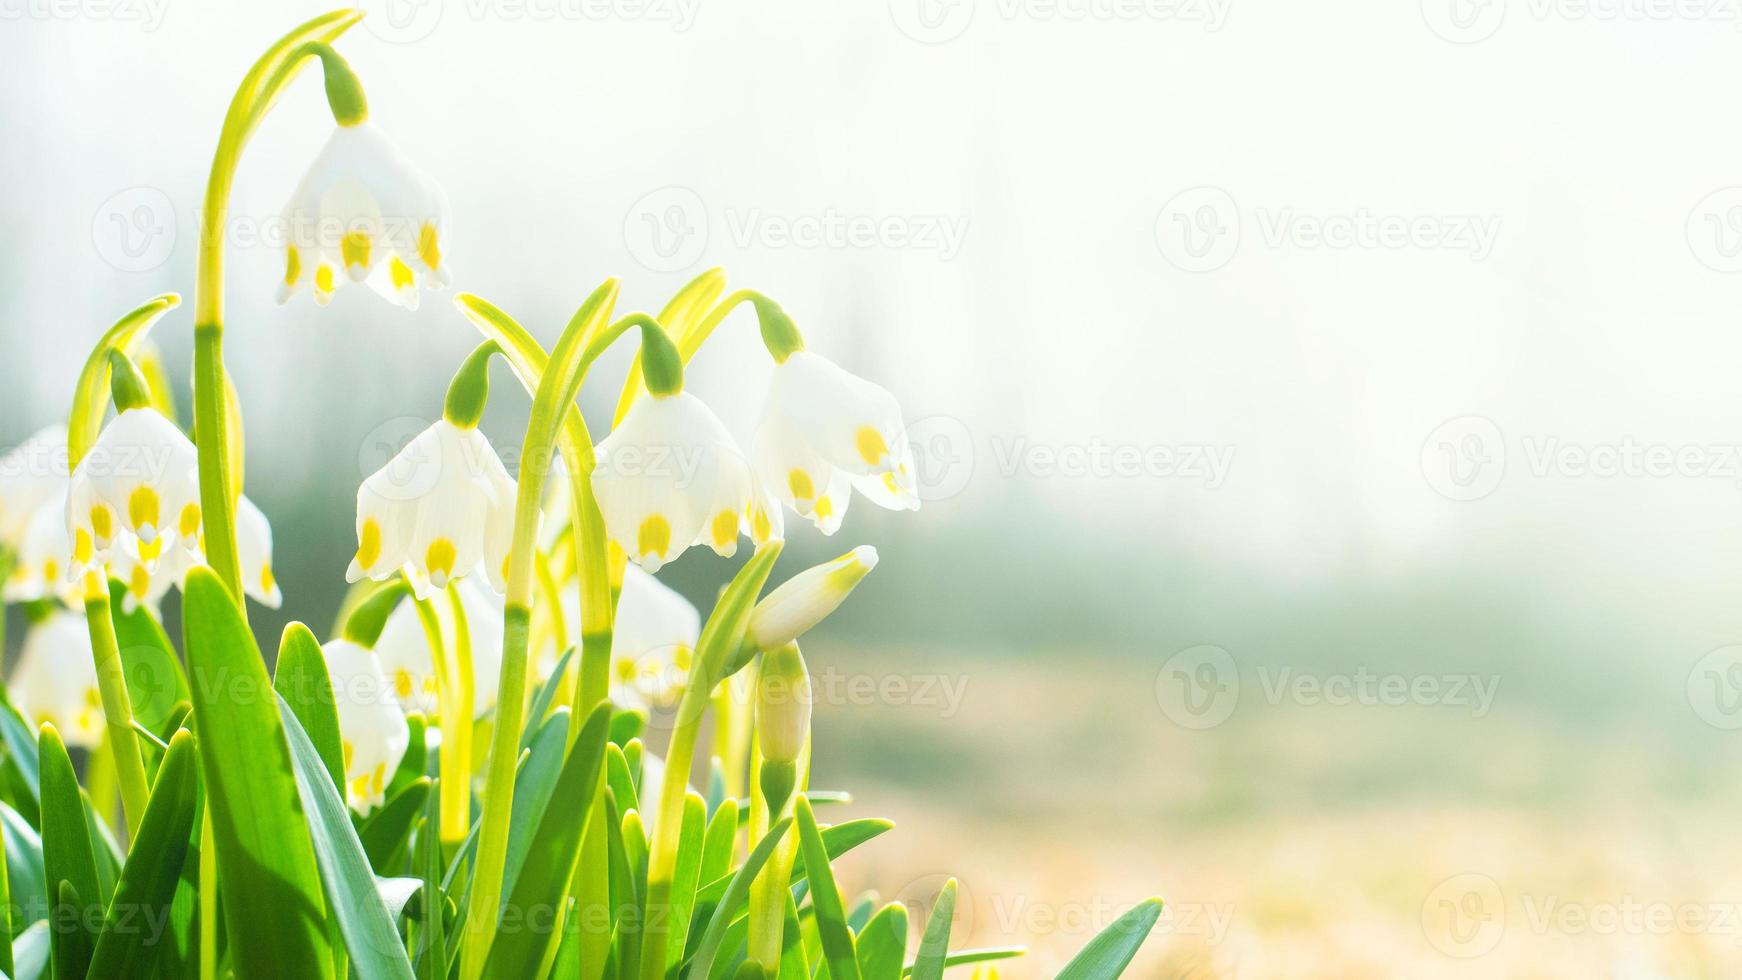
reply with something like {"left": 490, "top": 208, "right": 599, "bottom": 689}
{"left": 83, "top": 588, "right": 148, "bottom": 842}
{"left": 446, "top": 582, "right": 475, "bottom": 846}
{"left": 412, "top": 594, "right": 465, "bottom": 848}
{"left": 200, "top": 810, "right": 217, "bottom": 980}
{"left": 191, "top": 10, "right": 363, "bottom": 603}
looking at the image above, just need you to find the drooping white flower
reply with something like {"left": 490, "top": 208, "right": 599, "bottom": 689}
{"left": 66, "top": 407, "right": 200, "bottom": 575}
{"left": 10, "top": 610, "right": 103, "bottom": 749}
{"left": 5, "top": 491, "right": 80, "bottom": 607}
{"left": 373, "top": 577, "right": 504, "bottom": 720}
{"left": 747, "top": 545, "right": 879, "bottom": 650}
{"left": 592, "top": 392, "right": 756, "bottom": 573}
{"left": 348, "top": 419, "right": 516, "bottom": 600}
{"left": 537, "top": 564, "right": 701, "bottom": 713}
{"left": 320, "top": 638, "right": 410, "bottom": 814}
{"left": 752, "top": 352, "right": 919, "bottom": 534}
{"left": 0, "top": 424, "right": 68, "bottom": 549}
{"left": 276, "top": 123, "right": 452, "bottom": 310}
{"left": 235, "top": 495, "right": 283, "bottom": 609}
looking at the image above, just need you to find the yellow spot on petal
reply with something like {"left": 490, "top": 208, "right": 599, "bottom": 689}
{"left": 136, "top": 536, "right": 162, "bottom": 563}
{"left": 259, "top": 564, "right": 276, "bottom": 596}
{"left": 637, "top": 515, "right": 671, "bottom": 560}
{"left": 418, "top": 222, "right": 442, "bottom": 271}
{"left": 343, "top": 740, "right": 355, "bottom": 770}
{"left": 813, "top": 497, "right": 834, "bottom": 521}
{"left": 710, "top": 510, "right": 737, "bottom": 549}
{"left": 882, "top": 472, "right": 900, "bottom": 494}
{"left": 42, "top": 559, "right": 58, "bottom": 584}
{"left": 126, "top": 482, "right": 160, "bottom": 531}
{"left": 371, "top": 763, "right": 386, "bottom": 796}
{"left": 751, "top": 505, "right": 772, "bottom": 544}
{"left": 394, "top": 669, "right": 414, "bottom": 700}
{"left": 340, "top": 231, "right": 372, "bottom": 270}
{"left": 284, "top": 245, "right": 302, "bottom": 286}
{"left": 179, "top": 502, "right": 202, "bottom": 538}
{"left": 855, "top": 426, "right": 890, "bottom": 467}
{"left": 425, "top": 538, "right": 457, "bottom": 582}
{"left": 614, "top": 657, "right": 639, "bottom": 683}
{"left": 73, "top": 529, "right": 92, "bottom": 565}
{"left": 356, "top": 519, "right": 381, "bottom": 571}
{"left": 389, "top": 255, "right": 415, "bottom": 291}
{"left": 129, "top": 565, "right": 150, "bottom": 600}
{"left": 788, "top": 469, "right": 815, "bottom": 502}
{"left": 89, "top": 505, "right": 114, "bottom": 541}
{"left": 673, "top": 645, "right": 692, "bottom": 671}
{"left": 315, "top": 263, "right": 336, "bottom": 295}
{"left": 85, "top": 687, "right": 101, "bottom": 708}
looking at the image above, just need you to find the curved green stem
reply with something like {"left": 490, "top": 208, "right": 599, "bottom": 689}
{"left": 446, "top": 582, "right": 475, "bottom": 849}
{"left": 192, "top": 9, "right": 362, "bottom": 602}
{"left": 82, "top": 588, "right": 148, "bottom": 842}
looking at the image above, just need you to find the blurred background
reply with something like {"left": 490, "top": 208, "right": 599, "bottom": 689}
{"left": 9, "top": 1, "right": 1742, "bottom": 974}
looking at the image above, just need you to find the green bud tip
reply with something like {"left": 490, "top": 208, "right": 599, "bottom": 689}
{"left": 637, "top": 319, "right": 684, "bottom": 396}
{"left": 107, "top": 349, "right": 151, "bottom": 413}
{"left": 305, "top": 43, "right": 368, "bottom": 127}
{"left": 343, "top": 580, "right": 412, "bottom": 647}
{"left": 444, "top": 341, "right": 501, "bottom": 429}
{"left": 749, "top": 294, "right": 805, "bottom": 363}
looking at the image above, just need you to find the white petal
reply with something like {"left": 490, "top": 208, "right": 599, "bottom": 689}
{"left": 236, "top": 495, "right": 282, "bottom": 608}
{"left": 0, "top": 424, "right": 69, "bottom": 547}
{"left": 11, "top": 611, "right": 104, "bottom": 749}
{"left": 592, "top": 393, "right": 744, "bottom": 572}
{"left": 322, "top": 638, "right": 410, "bottom": 814}
{"left": 770, "top": 351, "right": 910, "bottom": 478}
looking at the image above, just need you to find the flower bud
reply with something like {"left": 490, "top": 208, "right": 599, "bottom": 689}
{"left": 747, "top": 546, "right": 877, "bottom": 651}
{"left": 757, "top": 644, "right": 810, "bottom": 811}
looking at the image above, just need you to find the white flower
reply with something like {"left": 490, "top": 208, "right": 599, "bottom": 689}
{"left": 538, "top": 564, "right": 701, "bottom": 713}
{"left": 747, "top": 545, "right": 879, "bottom": 650}
{"left": 5, "top": 492, "right": 79, "bottom": 607}
{"left": 10, "top": 611, "right": 103, "bottom": 749}
{"left": 591, "top": 392, "right": 757, "bottom": 573}
{"left": 0, "top": 424, "right": 68, "bottom": 549}
{"left": 320, "top": 638, "right": 410, "bottom": 814}
{"left": 348, "top": 419, "right": 516, "bottom": 600}
{"left": 276, "top": 123, "right": 452, "bottom": 310}
{"left": 235, "top": 495, "right": 283, "bottom": 609}
{"left": 373, "top": 577, "right": 504, "bottom": 720}
{"left": 66, "top": 408, "right": 200, "bottom": 575}
{"left": 752, "top": 351, "right": 919, "bottom": 534}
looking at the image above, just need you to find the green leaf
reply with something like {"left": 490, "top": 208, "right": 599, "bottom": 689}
{"left": 37, "top": 726, "right": 100, "bottom": 962}
{"left": 793, "top": 797, "right": 859, "bottom": 980}
{"left": 855, "top": 904, "right": 907, "bottom": 980}
{"left": 900, "top": 948, "right": 1024, "bottom": 977}
{"left": 0, "top": 696, "right": 40, "bottom": 815}
{"left": 480, "top": 703, "right": 612, "bottom": 978}
{"left": 664, "top": 792, "right": 708, "bottom": 971}
{"left": 279, "top": 692, "right": 417, "bottom": 980}
{"left": 358, "top": 779, "right": 430, "bottom": 872}
{"left": 67, "top": 293, "right": 178, "bottom": 464}
{"left": 521, "top": 647, "right": 573, "bottom": 751}
{"left": 606, "top": 743, "right": 639, "bottom": 816}
{"left": 51, "top": 880, "right": 92, "bottom": 980}
{"left": 87, "top": 730, "right": 199, "bottom": 979}
{"left": 386, "top": 712, "right": 427, "bottom": 800}
{"left": 696, "top": 819, "right": 893, "bottom": 907}
{"left": 685, "top": 817, "right": 792, "bottom": 980}
{"left": 273, "top": 623, "right": 345, "bottom": 796}
{"left": 1054, "top": 899, "right": 1163, "bottom": 980}
{"left": 108, "top": 579, "right": 191, "bottom": 733}
{"left": 1, "top": 805, "right": 44, "bottom": 937}
{"left": 906, "top": 879, "right": 955, "bottom": 980}
{"left": 181, "top": 566, "right": 333, "bottom": 980}
{"left": 10, "top": 920, "right": 47, "bottom": 980}
{"left": 698, "top": 798, "right": 738, "bottom": 887}
{"left": 502, "top": 708, "right": 570, "bottom": 900}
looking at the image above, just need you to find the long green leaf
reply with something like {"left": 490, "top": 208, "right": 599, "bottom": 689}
{"left": 502, "top": 708, "right": 570, "bottom": 900}
{"left": 2, "top": 804, "right": 45, "bottom": 936}
{"left": 1054, "top": 899, "right": 1163, "bottom": 980}
{"left": 0, "top": 696, "right": 40, "bottom": 816}
{"left": 855, "top": 904, "right": 907, "bottom": 980}
{"left": 87, "top": 730, "right": 199, "bottom": 979}
{"left": 358, "top": 779, "right": 430, "bottom": 871}
{"left": 273, "top": 624, "right": 345, "bottom": 795}
{"left": 37, "top": 724, "right": 100, "bottom": 980}
{"left": 108, "top": 579, "right": 191, "bottom": 734}
{"left": 900, "top": 947, "right": 1024, "bottom": 977}
{"left": 793, "top": 797, "right": 859, "bottom": 980}
{"left": 181, "top": 567, "right": 332, "bottom": 979}
{"left": 685, "top": 818, "right": 792, "bottom": 980}
{"left": 664, "top": 792, "right": 708, "bottom": 971}
{"left": 906, "top": 879, "right": 955, "bottom": 980}
{"left": 52, "top": 880, "right": 92, "bottom": 979}
{"left": 480, "top": 703, "right": 612, "bottom": 977}
{"left": 695, "top": 820, "right": 893, "bottom": 907}
{"left": 279, "top": 693, "right": 417, "bottom": 980}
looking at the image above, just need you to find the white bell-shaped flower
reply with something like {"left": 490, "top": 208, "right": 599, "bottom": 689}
{"left": 5, "top": 492, "right": 80, "bottom": 607}
{"left": 373, "top": 577, "right": 504, "bottom": 720}
{"left": 348, "top": 419, "right": 516, "bottom": 600}
{"left": 0, "top": 424, "right": 68, "bottom": 549}
{"left": 541, "top": 564, "right": 703, "bottom": 711}
{"left": 320, "top": 638, "right": 411, "bottom": 814}
{"left": 66, "top": 407, "right": 200, "bottom": 574}
{"left": 276, "top": 123, "right": 452, "bottom": 310}
{"left": 235, "top": 495, "right": 283, "bottom": 609}
{"left": 10, "top": 610, "right": 104, "bottom": 749}
{"left": 592, "top": 392, "right": 755, "bottom": 573}
{"left": 752, "top": 352, "right": 920, "bottom": 534}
